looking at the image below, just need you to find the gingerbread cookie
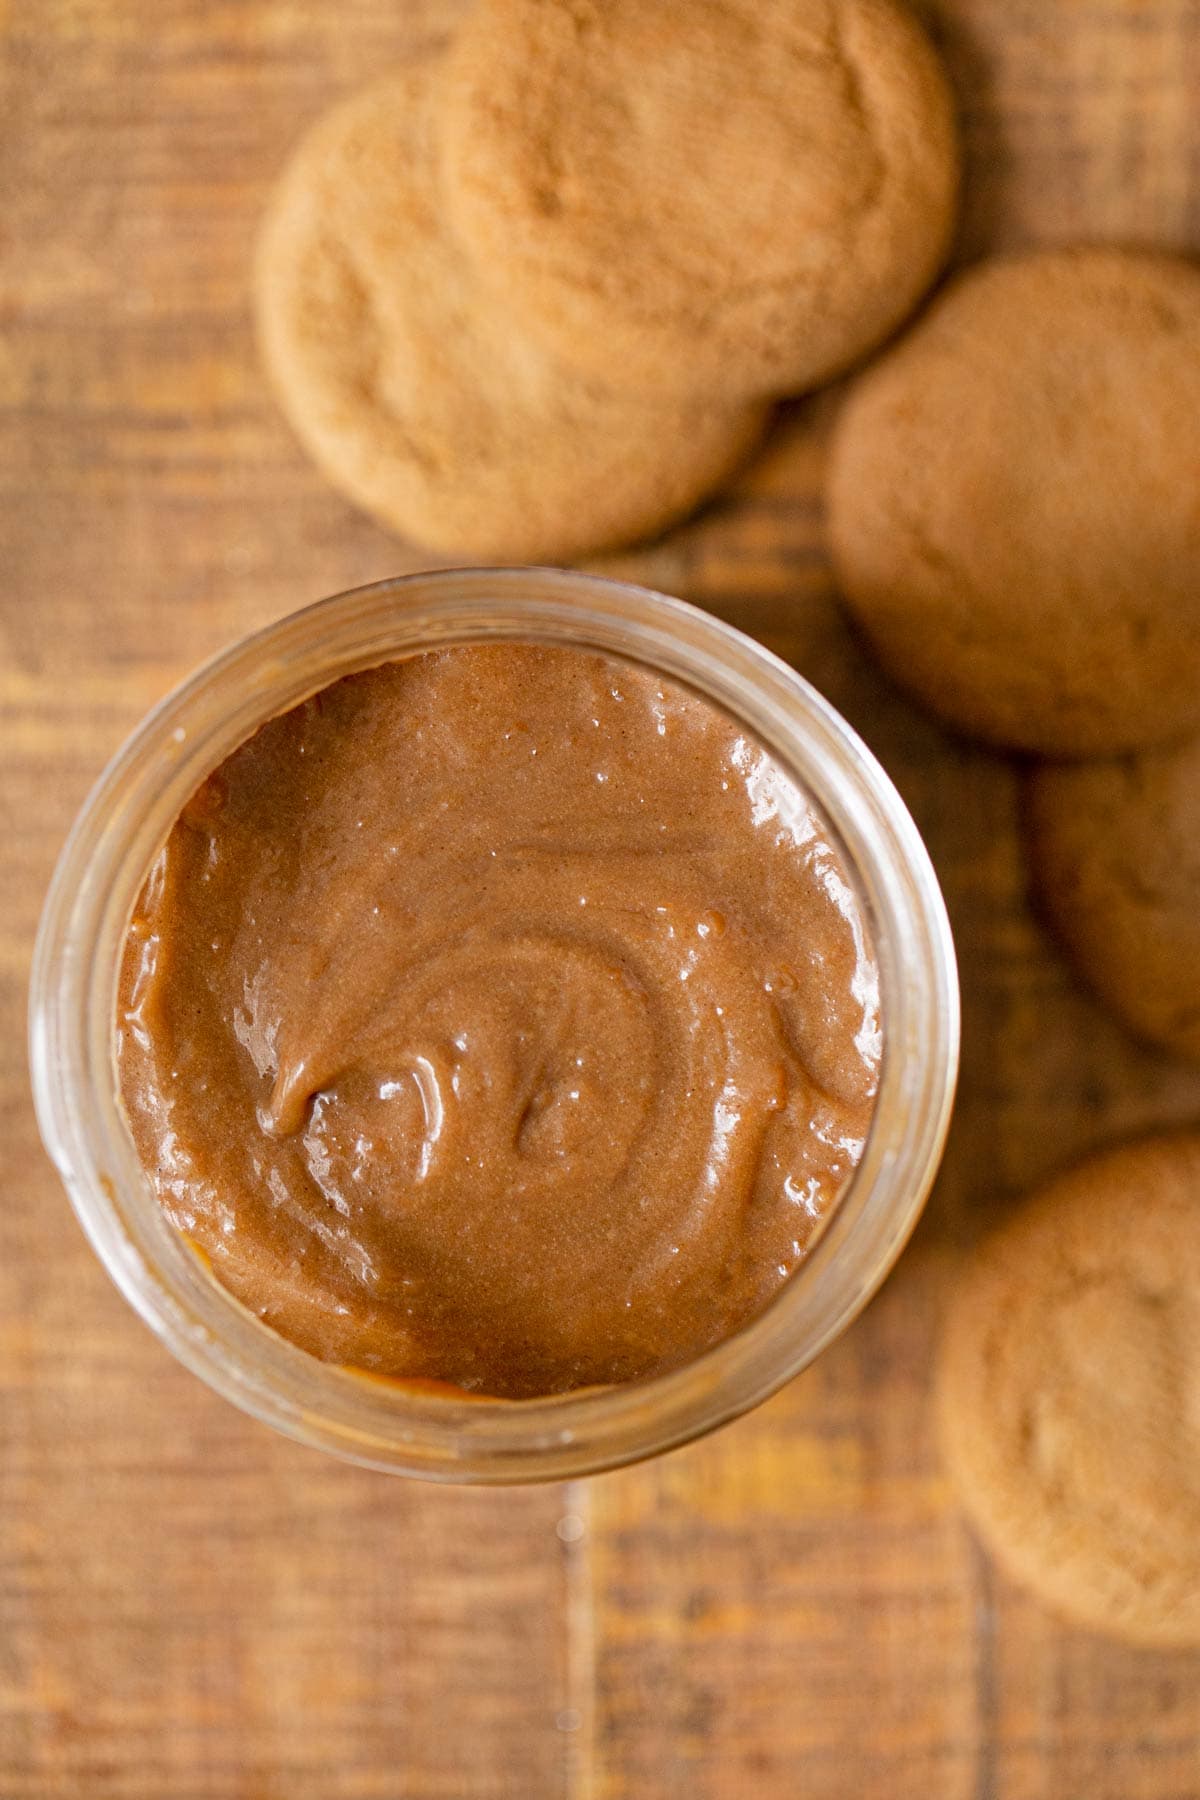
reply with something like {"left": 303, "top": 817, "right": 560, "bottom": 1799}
{"left": 937, "top": 1133, "right": 1200, "bottom": 1645}
{"left": 1027, "top": 735, "right": 1200, "bottom": 1061}
{"left": 827, "top": 248, "right": 1200, "bottom": 755}
{"left": 254, "top": 60, "right": 768, "bottom": 562}
{"left": 441, "top": 0, "right": 959, "bottom": 400}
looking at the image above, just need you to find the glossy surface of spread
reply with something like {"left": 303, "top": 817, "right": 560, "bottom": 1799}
{"left": 117, "top": 645, "right": 880, "bottom": 1397}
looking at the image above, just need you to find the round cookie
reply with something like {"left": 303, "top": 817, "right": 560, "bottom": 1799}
{"left": 440, "top": 0, "right": 959, "bottom": 400}
{"left": 827, "top": 248, "right": 1200, "bottom": 756}
{"left": 937, "top": 1133, "right": 1200, "bottom": 1646}
{"left": 1027, "top": 736, "right": 1200, "bottom": 1060}
{"left": 254, "top": 61, "right": 768, "bottom": 563}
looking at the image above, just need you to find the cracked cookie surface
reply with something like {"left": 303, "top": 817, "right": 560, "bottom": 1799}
{"left": 828, "top": 247, "right": 1200, "bottom": 755}
{"left": 441, "top": 0, "right": 959, "bottom": 399}
{"left": 254, "top": 54, "right": 767, "bottom": 560}
{"left": 1027, "top": 735, "right": 1200, "bottom": 1060}
{"left": 936, "top": 1133, "right": 1200, "bottom": 1645}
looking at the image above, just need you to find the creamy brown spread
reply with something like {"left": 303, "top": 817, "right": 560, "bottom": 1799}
{"left": 117, "top": 645, "right": 880, "bottom": 1398}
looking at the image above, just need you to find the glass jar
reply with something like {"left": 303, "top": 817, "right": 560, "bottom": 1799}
{"left": 30, "top": 568, "right": 958, "bottom": 1482}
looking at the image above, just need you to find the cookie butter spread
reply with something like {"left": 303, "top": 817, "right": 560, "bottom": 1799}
{"left": 117, "top": 645, "right": 880, "bottom": 1398}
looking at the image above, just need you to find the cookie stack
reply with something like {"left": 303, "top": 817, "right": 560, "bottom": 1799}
{"left": 824, "top": 246, "right": 1200, "bottom": 1644}
{"left": 255, "top": 0, "right": 960, "bottom": 561}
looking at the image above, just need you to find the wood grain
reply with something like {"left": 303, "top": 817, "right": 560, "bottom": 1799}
{"left": 3, "top": 0, "right": 1200, "bottom": 1794}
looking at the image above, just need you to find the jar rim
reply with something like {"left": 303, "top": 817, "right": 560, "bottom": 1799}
{"left": 29, "top": 567, "right": 959, "bottom": 1482}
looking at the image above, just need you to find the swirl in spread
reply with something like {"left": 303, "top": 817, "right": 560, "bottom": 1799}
{"left": 118, "top": 646, "right": 880, "bottom": 1398}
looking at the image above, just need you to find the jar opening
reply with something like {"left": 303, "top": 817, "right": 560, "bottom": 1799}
{"left": 30, "top": 569, "right": 958, "bottom": 1481}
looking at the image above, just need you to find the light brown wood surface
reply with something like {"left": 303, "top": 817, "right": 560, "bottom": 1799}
{"left": 3, "top": 1, "right": 1200, "bottom": 1794}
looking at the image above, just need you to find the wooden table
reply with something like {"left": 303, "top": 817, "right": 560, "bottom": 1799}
{"left": 3, "top": 2, "right": 1200, "bottom": 1793}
